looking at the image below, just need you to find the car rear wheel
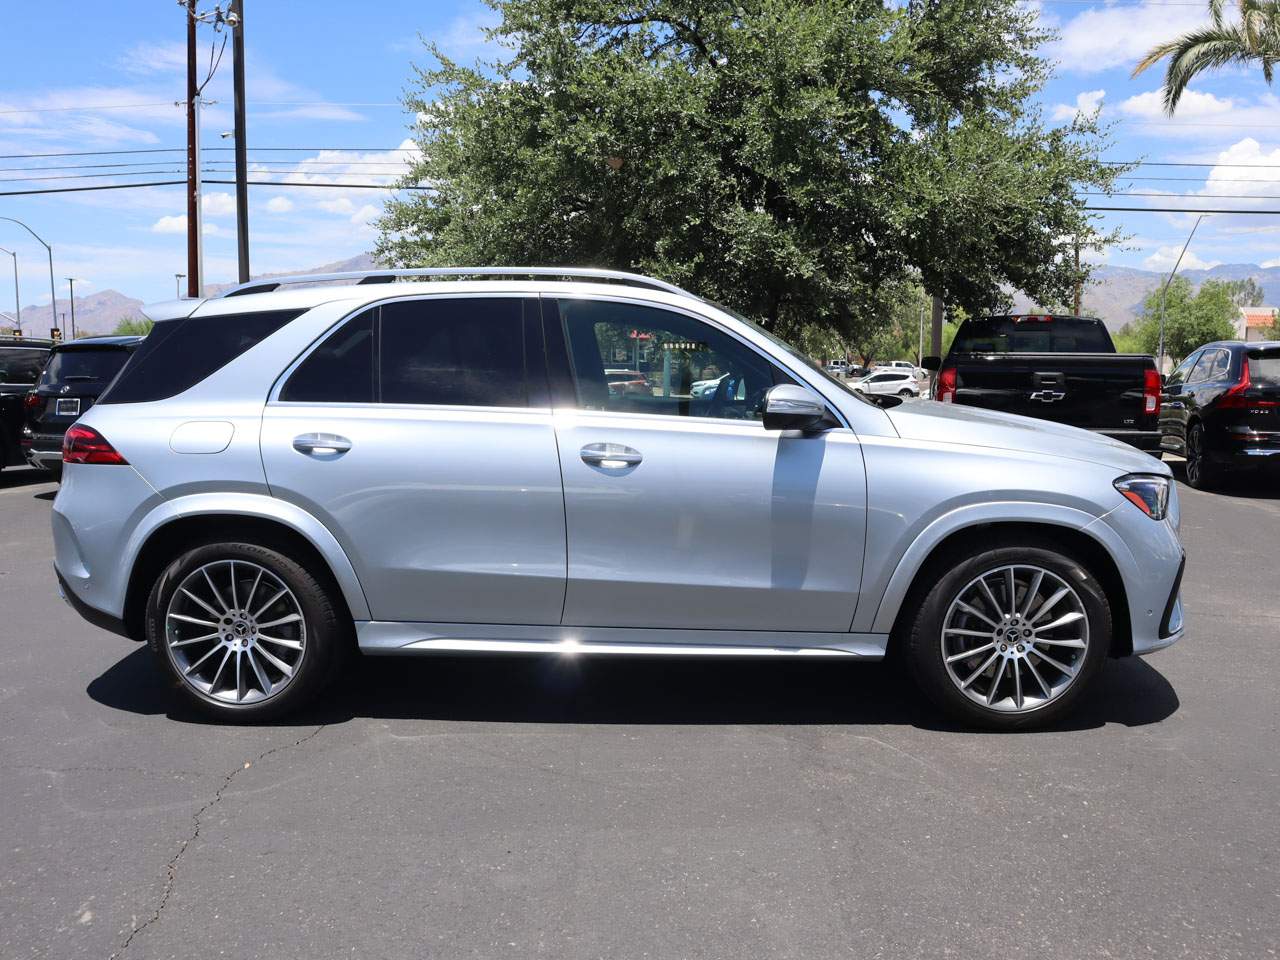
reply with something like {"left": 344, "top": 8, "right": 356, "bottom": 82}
{"left": 144, "top": 541, "right": 346, "bottom": 721}
{"left": 897, "top": 388, "right": 914, "bottom": 397}
{"left": 1184, "top": 422, "right": 1219, "bottom": 490}
{"left": 904, "top": 544, "right": 1110, "bottom": 730}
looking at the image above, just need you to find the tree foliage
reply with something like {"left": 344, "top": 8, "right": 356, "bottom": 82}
{"left": 378, "top": 0, "right": 1123, "bottom": 346}
{"left": 1226, "top": 276, "right": 1265, "bottom": 308}
{"left": 1132, "top": 276, "right": 1238, "bottom": 361}
{"left": 112, "top": 316, "right": 153, "bottom": 336}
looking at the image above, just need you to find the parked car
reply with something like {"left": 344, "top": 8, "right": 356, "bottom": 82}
{"left": 603, "top": 368, "right": 651, "bottom": 396}
{"left": 53, "top": 268, "right": 1184, "bottom": 729}
{"left": 854, "top": 370, "right": 921, "bottom": 397}
{"left": 928, "top": 314, "right": 1162, "bottom": 453}
{"left": 0, "top": 335, "right": 54, "bottom": 473}
{"left": 1159, "top": 340, "right": 1280, "bottom": 489}
{"left": 23, "top": 335, "right": 143, "bottom": 479}
{"left": 826, "top": 359, "right": 851, "bottom": 377}
{"left": 872, "top": 359, "right": 925, "bottom": 379}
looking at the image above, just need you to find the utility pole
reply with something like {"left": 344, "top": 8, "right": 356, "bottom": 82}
{"left": 230, "top": 0, "right": 250, "bottom": 282}
{"left": 66, "top": 278, "right": 80, "bottom": 339}
{"left": 185, "top": 0, "right": 203, "bottom": 299}
{"left": 0, "top": 245, "right": 18, "bottom": 333}
{"left": 917, "top": 300, "right": 925, "bottom": 366}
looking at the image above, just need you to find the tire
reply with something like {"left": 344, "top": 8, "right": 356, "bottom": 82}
{"left": 1184, "top": 422, "right": 1220, "bottom": 491}
{"left": 903, "top": 542, "right": 1111, "bottom": 731}
{"left": 144, "top": 541, "right": 347, "bottom": 721}
{"left": 898, "top": 389, "right": 914, "bottom": 397}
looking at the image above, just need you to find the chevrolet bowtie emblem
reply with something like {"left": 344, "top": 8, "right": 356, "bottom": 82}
{"left": 1029, "top": 390, "right": 1066, "bottom": 402}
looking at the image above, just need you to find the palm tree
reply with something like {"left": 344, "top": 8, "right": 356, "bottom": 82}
{"left": 1132, "top": 0, "right": 1280, "bottom": 114}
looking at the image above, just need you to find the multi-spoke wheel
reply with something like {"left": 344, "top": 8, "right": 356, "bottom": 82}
{"left": 145, "top": 541, "right": 347, "bottom": 720}
{"left": 941, "top": 565, "right": 1088, "bottom": 713}
{"left": 1184, "top": 423, "right": 1220, "bottom": 490}
{"left": 904, "top": 544, "right": 1111, "bottom": 729}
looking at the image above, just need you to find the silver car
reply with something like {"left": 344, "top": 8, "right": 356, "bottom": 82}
{"left": 52, "top": 268, "right": 1185, "bottom": 728}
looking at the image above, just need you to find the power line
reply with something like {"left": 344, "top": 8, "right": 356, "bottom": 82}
{"left": 0, "top": 146, "right": 416, "bottom": 160}
{"left": 0, "top": 178, "right": 429, "bottom": 197}
{"left": 0, "top": 100, "right": 401, "bottom": 117}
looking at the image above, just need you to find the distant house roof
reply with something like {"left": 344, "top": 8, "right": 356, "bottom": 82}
{"left": 1241, "top": 307, "right": 1278, "bottom": 329}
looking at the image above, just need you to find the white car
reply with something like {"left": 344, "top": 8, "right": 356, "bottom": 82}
{"left": 854, "top": 370, "right": 921, "bottom": 397}
{"left": 873, "top": 360, "right": 926, "bottom": 379}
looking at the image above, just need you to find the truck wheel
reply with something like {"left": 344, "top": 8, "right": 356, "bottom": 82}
{"left": 904, "top": 543, "right": 1110, "bottom": 730}
{"left": 144, "top": 541, "right": 347, "bottom": 721}
{"left": 1184, "top": 423, "right": 1219, "bottom": 490}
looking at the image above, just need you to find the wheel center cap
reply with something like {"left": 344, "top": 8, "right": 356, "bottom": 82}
{"left": 233, "top": 620, "right": 250, "bottom": 637}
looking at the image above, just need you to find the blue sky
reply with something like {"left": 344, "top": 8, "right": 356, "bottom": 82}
{"left": 1, "top": 0, "right": 1279, "bottom": 311}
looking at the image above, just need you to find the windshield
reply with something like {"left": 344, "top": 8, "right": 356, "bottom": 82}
{"left": 951, "top": 316, "right": 1114, "bottom": 354}
{"left": 706, "top": 301, "right": 874, "bottom": 405}
{"left": 39, "top": 346, "right": 132, "bottom": 388}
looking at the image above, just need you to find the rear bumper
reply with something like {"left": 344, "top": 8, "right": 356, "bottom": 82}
{"left": 56, "top": 569, "right": 130, "bottom": 639}
{"left": 1094, "top": 428, "right": 1162, "bottom": 452}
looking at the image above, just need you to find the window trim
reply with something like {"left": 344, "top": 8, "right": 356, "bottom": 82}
{"left": 268, "top": 292, "right": 549, "bottom": 412}
{"left": 545, "top": 292, "right": 852, "bottom": 431}
{"left": 1188, "top": 348, "right": 1221, "bottom": 385}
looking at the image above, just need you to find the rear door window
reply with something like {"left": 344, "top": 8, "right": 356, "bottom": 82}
{"left": 379, "top": 297, "right": 527, "bottom": 407}
{"left": 280, "top": 310, "right": 375, "bottom": 403}
{"left": 101, "top": 309, "right": 304, "bottom": 404}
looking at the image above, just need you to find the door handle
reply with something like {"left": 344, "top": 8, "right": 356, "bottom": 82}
{"left": 580, "top": 442, "right": 642, "bottom": 468}
{"left": 292, "top": 432, "right": 352, "bottom": 457}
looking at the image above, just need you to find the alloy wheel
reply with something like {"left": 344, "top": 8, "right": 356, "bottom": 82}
{"left": 164, "top": 560, "right": 307, "bottom": 705}
{"left": 940, "top": 564, "right": 1090, "bottom": 713}
{"left": 1186, "top": 427, "right": 1203, "bottom": 486}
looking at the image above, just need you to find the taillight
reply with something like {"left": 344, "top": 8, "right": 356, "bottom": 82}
{"left": 1216, "top": 361, "right": 1268, "bottom": 409}
{"left": 1143, "top": 368, "right": 1161, "bottom": 416}
{"left": 934, "top": 366, "right": 957, "bottom": 403}
{"left": 63, "top": 425, "right": 128, "bottom": 465}
{"left": 23, "top": 391, "right": 41, "bottom": 412}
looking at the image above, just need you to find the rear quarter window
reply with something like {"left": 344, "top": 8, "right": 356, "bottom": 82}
{"left": 100, "top": 309, "right": 304, "bottom": 404}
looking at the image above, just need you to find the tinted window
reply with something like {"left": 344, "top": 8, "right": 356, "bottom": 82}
{"left": 1248, "top": 348, "right": 1280, "bottom": 384}
{"left": 38, "top": 347, "right": 132, "bottom": 389}
{"left": 379, "top": 298, "right": 526, "bottom": 407}
{"left": 951, "top": 317, "right": 1114, "bottom": 354}
{"left": 558, "top": 299, "right": 789, "bottom": 421}
{"left": 281, "top": 310, "right": 374, "bottom": 403}
{"left": 1168, "top": 351, "right": 1201, "bottom": 386}
{"left": 1207, "top": 349, "right": 1231, "bottom": 380}
{"left": 0, "top": 346, "right": 49, "bottom": 384}
{"left": 101, "top": 309, "right": 303, "bottom": 404}
{"left": 1189, "top": 351, "right": 1216, "bottom": 383}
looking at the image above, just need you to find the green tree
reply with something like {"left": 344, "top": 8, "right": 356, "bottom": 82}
{"left": 378, "top": 0, "right": 1123, "bottom": 347}
{"left": 1133, "top": 0, "right": 1280, "bottom": 114}
{"left": 112, "top": 316, "right": 153, "bottom": 336}
{"left": 1226, "top": 276, "right": 1266, "bottom": 308}
{"left": 1262, "top": 309, "right": 1280, "bottom": 338}
{"left": 1133, "top": 277, "right": 1238, "bottom": 361}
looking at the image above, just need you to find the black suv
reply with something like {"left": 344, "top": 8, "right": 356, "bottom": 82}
{"left": 1159, "top": 339, "right": 1280, "bottom": 488}
{"left": 0, "top": 335, "right": 54, "bottom": 473}
{"left": 23, "top": 335, "right": 143, "bottom": 478}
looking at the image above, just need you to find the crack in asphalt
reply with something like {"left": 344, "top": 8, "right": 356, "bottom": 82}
{"left": 108, "top": 724, "right": 327, "bottom": 959}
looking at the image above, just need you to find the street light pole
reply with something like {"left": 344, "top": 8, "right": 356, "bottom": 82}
{"left": 1157, "top": 214, "right": 1207, "bottom": 372}
{"left": 175, "top": 273, "right": 186, "bottom": 299}
{"left": 0, "top": 217, "right": 55, "bottom": 337}
{"left": 0, "top": 245, "right": 18, "bottom": 333}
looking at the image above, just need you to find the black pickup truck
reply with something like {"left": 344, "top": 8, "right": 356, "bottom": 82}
{"left": 0, "top": 335, "right": 55, "bottom": 472}
{"left": 928, "top": 314, "right": 1162, "bottom": 453}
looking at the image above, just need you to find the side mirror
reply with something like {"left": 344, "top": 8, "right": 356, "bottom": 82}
{"left": 763, "top": 384, "right": 829, "bottom": 433}
{"left": 920, "top": 356, "right": 942, "bottom": 372}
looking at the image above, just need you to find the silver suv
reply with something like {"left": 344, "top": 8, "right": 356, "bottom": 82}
{"left": 52, "top": 268, "right": 1185, "bottom": 728}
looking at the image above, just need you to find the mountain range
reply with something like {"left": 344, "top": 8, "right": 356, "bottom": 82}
{"left": 2, "top": 255, "right": 1274, "bottom": 338}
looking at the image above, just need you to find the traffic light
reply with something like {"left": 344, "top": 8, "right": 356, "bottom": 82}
{"left": 50, "top": 328, "right": 62, "bottom": 342}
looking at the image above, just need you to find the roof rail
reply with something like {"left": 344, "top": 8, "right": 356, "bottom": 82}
{"left": 221, "top": 266, "right": 699, "bottom": 300}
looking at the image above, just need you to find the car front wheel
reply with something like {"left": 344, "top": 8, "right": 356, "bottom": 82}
{"left": 904, "top": 543, "right": 1110, "bottom": 730}
{"left": 144, "top": 541, "right": 346, "bottom": 721}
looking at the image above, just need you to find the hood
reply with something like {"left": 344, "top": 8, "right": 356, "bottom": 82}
{"left": 884, "top": 400, "right": 1171, "bottom": 476}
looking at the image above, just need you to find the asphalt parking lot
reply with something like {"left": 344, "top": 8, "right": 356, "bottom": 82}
{"left": 1, "top": 464, "right": 1278, "bottom": 960}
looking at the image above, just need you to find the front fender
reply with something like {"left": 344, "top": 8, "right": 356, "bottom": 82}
{"left": 864, "top": 500, "right": 1132, "bottom": 635}
{"left": 123, "top": 492, "right": 371, "bottom": 621}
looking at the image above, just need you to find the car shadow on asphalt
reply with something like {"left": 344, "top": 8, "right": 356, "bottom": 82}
{"left": 1168, "top": 459, "right": 1280, "bottom": 500}
{"left": 87, "top": 646, "right": 1179, "bottom": 734}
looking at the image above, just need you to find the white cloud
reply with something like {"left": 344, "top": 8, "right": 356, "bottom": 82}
{"left": 1143, "top": 245, "right": 1221, "bottom": 271}
{"left": 202, "top": 192, "right": 237, "bottom": 217}
{"left": 1051, "top": 89, "right": 1105, "bottom": 122}
{"left": 1119, "top": 89, "right": 1234, "bottom": 120}
{"left": 265, "top": 196, "right": 294, "bottom": 213}
{"left": 150, "top": 215, "right": 221, "bottom": 236}
{"left": 1262, "top": 257, "right": 1280, "bottom": 267}
{"left": 1051, "top": 2, "right": 1210, "bottom": 75}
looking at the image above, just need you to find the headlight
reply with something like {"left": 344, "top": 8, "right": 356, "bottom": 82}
{"left": 1114, "top": 474, "right": 1170, "bottom": 520}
